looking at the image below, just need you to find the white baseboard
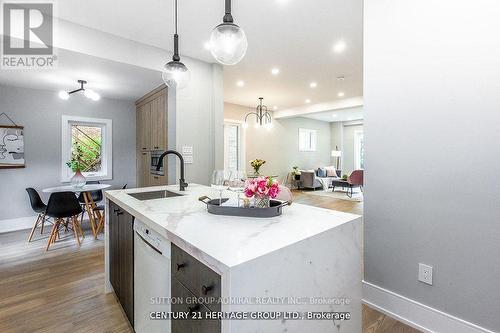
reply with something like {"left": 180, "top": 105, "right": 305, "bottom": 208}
{"left": 0, "top": 215, "right": 37, "bottom": 233}
{"left": 362, "top": 281, "right": 495, "bottom": 333}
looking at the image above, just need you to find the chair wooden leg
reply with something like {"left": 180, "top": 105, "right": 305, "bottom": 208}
{"left": 96, "top": 214, "right": 105, "bottom": 236}
{"left": 77, "top": 215, "right": 85, "bottom": 238}
{"left": 78, "top": 219, "right": 85, "bottom": 239}
{"left": 72, "top": 216, "right": 81, "bottom": 246}
{"left": 83, "top": 192, "right": 97, "bottom": 239}
{"left": 40, "top": 213, "right": 46, "bottom": 234}
{"left": 46, "top": 219, "right": 59, "bottom": 251}
{"left": 74, "top": 215, "right": 83, "bottom": 237}
{"left": 28, "top": 214, "right": 41, "bottom": 242}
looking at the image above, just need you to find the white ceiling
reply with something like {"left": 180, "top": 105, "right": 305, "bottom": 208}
{"left": 50, "top": 0, "right": 363, "bottom": 109}
{"left": 301, "top": 106, "right": 363, "bottom": 122}
{"left": 0, "top": 49, "right": 163, "bottom": 100}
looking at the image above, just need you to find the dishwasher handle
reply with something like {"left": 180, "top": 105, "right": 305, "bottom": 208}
{"left": 136, "top": 231, "right": 162, "bottom": 255}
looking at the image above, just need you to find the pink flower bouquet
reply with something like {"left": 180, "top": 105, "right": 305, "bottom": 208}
{"left": 244, "top": 176, "right": 281, "bottom": 199}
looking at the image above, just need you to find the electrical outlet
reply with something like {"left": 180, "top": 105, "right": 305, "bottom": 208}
{"left": 418, "top": 263, "right": 433, "bottom": 285}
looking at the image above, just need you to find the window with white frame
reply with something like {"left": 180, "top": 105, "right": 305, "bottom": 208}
{"left": 354, "top": 129, "right": 364, "bottom": 169}
{"left": 224, "top": 121, "right": 243, "bottom": 171}
{"left": 298, "top": 128, "right": 317, "bottom": 152}
{"left": 61, "top": 115, "right": 112, "bottom": 182}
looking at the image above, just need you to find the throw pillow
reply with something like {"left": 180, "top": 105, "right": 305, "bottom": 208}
{"left": 325, "top": 166, "right": 337, "bottom": 177}
{"left": 317, "top": 168, "right": 327, "bottom": 177}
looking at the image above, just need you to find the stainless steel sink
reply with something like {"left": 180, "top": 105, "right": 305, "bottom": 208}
{"left": 128, "top": 190, "right": 183, "bottom": 201}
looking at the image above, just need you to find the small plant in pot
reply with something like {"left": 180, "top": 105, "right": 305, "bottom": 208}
{"left": 66, "top": 144, "right": 86, "bottom": 188}
{"left": 342, "top": 174, "right": 348, "bottom": 181}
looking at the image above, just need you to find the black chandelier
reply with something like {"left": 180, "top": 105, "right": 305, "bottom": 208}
{"left": 243, "top": 97, "right": 273, "bottom": 130}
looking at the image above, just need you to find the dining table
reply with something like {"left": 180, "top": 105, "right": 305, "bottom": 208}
{"left": 42, "top": 184, "right": 111, "bottom": 239}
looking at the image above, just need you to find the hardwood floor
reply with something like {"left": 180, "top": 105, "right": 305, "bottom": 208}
{"left": 292, "top": 189, "right": 364, "bottom": 215}
{"left": 0, "top": 191, "right": 419, "bottom": 333}
{"left": 0, "top": 224, "right": 132, "bottom": 333}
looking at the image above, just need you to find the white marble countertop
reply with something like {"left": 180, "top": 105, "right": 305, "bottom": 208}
{"left": 105, "top": 184, "right": 361, "bottom": 273}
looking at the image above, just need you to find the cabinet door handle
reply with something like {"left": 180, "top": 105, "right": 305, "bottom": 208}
{"left": 113, "top": 208, "right": 120, "bottom": 213}
{"left": 154, "top": 146, "right": 159, "bottom": 149}
{"left": 142, "top": 152, "right": 147, "bottom": 155}
{"left": 176, "top": 262, "right": 186, "bottom": 271}
{"left": 116, "top": 211, "right": 124, "bottom": 215}
{"left": 202, "top": 285, "right": 214, "bottom": 295}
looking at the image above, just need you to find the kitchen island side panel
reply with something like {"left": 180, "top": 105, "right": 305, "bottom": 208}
{"left": 224, "top": 217, "right": 362, "bottom": 333}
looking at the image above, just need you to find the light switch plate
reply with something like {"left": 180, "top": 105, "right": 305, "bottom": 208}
{"left": 418, "top": 263, "right": 433, "bottom": 285}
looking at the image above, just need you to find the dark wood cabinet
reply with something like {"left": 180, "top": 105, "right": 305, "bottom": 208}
{"left": 171, "top": 244, "right": 221, "bottom": 333}
{"left": 109, "top": 201, "right": 134, "bottom": 327}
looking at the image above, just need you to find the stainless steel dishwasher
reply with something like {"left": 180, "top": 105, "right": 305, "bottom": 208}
{"left": 134, "top": 220, "right": 171, "bottom": 333}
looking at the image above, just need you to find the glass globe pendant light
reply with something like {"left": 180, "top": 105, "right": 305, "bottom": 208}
{"left": 162, "top": 0, "right": 190, "bottom": 89}
{"left": 210, "top": 0, "right": 248, "bottom": 65}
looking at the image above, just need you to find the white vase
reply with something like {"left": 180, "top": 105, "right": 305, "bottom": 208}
{"left": 71, "top": 169, "right": 86, "bottom": 189}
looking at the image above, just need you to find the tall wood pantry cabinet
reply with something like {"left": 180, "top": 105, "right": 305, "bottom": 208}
{"left": 136, "top": 85, "right": 168, "bottom": 187}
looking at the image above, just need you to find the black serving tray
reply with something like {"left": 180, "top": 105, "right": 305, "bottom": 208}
{"left": 198, "top": 196, "right": 290, "bottom": 218}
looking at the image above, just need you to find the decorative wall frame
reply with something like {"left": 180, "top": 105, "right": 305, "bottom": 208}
{"left": 0, "top": 113, "right": 25, "bottom": 169}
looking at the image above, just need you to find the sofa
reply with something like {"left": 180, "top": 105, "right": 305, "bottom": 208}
{"left": 299, "top": 166, "right": 341, "bottom": 190}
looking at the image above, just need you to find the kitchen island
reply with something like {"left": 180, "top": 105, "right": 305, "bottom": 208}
{"left": 104, "top": 184, "right": 362, "bottom": 333}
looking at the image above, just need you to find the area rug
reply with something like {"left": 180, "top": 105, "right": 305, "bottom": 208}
{"left": 305, "top": 188, "right": 364, "bottom": 202}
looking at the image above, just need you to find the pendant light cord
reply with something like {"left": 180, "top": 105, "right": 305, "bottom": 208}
{"left": 174, "top": 0, "right": 178, "bottom": 35}
{"left": 172, "top": 0, "right": 180, "bottom": 61}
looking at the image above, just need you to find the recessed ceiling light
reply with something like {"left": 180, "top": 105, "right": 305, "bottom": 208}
{"left": 337, "top": 92, "right": 345, "bottom": 97}
{"left": 333, "top": 40, "right": 346, "bottom": 53}
{"left": 273, "top": 106, "right": 278, "bottom": 110}
{"left": 236, "top": 80, "right": 245, "bottom": 87}
{"left": 271, "top": 67, "right": 280, "bottom": 75}
{"left": 347, "top": 117, "right": 352, "bottom": 121}
{"left": 332, "top": 114, "right": 338, "bottom": 118}
{"left": 305, "top": 99, "right": 311, "bottom": 104}
{"left": 309, "top": 82, "right": 317, "bottom": 88}
{"left": 203, "top": 41, "right": 212, "bottom": 50}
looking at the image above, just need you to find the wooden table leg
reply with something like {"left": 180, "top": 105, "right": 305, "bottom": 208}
{"left": 83, "top": 192, "right": 97, "bottom": 239}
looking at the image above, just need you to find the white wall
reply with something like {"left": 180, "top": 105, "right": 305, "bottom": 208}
{"left": 168, "top": 61, "right": 224, "bottom": 186}
{"left": 364, "top": 0, "right": 500, "bottom": 330}
{"left": 225, "top": 103, "right": 331, "bottom": 179}
{"left": 342, "top": 123, "right": 363, "bottom": 175}
{"left": 0, "top": 84, "right": 136, "bottom": 224}
{"left": 330, "top": 121, "right": 364, "bottom": 175}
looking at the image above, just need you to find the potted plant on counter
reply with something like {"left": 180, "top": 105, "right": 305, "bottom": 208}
{"left": 250, "top": 158, "right": 266, "bottom": 176}
{"left": 244, "top": 176, "right": 280, "bottom": 208}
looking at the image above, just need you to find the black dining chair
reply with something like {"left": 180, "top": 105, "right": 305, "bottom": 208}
{"left": 78, "top": 180, "right": 103, "bottom": 207}
{"left": 78, "top": 180, "right": 103, "bottom": 226}
{"left": 26, "top": 188, "right": 52, "bottom": 242}
{"left": 45, "top": 191, "right": 83, "bottom": 251}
